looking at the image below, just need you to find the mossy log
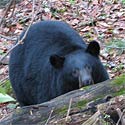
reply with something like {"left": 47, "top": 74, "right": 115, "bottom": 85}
{"left": 1, "top": 75, "right": 125, "bottom": 125}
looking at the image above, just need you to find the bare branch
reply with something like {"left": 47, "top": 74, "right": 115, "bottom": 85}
{"left": 0, "top": 76, "right": 9, "bottom": 85}
{"left": 0, "top": 0, "right": 36, "bottom": 62}
{"left": 45, "top": 108, "right": 54, "bottom": 125}
{"left": 0, "top": 42, "right": 19, "bottom": 62}
{"left": 103, "top": 45, "right": 125, "bottom": 49}
{"left": 65, "top": 98, "right": 72, "bottom": 122}
{"left": 9, "top": 0, "right": 16, "bottom": 18}
{"left": 85, "top": 4, "right": 99, "bottom": 38}
{"left": 116, "top": 108, "right": 125, "bottom": 125}
{"left": 19, "top": 0, "right": 35, "bottom": 44}
{"left": 0, "top": 0, "right": 16, "bottom": 26}
{"left": 0, "top": 34, "right": 17, "bottom": 41}
{"left": 82, "top": 111, "right": 101, "bottom": 125}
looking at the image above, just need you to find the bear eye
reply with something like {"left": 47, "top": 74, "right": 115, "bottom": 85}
{"left": 87, "top": 65, "right": 91, "bottom": 70}
{"left": 87, "top": 65, "right": 92, "bottom": 72}
{"left": 72, "top": 69, "right": 79, "bottom": 77}
{"left": 85, "top": 65, "right": 91, "bottom": 70}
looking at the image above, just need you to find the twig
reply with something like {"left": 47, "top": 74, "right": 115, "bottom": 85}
{"left": 0, "top": 76, "right": 9, "bottom": 85}
{"left": 0, "top": 56, "right": 9, "bottom": 65}
{"left": 65, "top": 98, "right": 72, "bottom": 122}
{"left": 0, "top": 0, "right": 15, "bottom": 26}
{"left": 100, "top": 54, "right": 109, "bottom": 61}
{"left": 85, "top": 4, "right": 99, "bottom": 37}
{"left": 0, "top": 0, "right": 36, "bottom": 62}
{"left": 93, "top": 117, "right": 99, "bottom": 125}
{"left": 0, "top": 34, "right": 17, "bottom": 41}
{"left": 45, "top": 108, "right": 54, "bottom": 125}
{"left": 84, "top": 3, "right": 105, "bottom": 43}
{"left": 103, "top": 45, "right": 125, "bottom": 49}
{"left": 19, "top": 0, "right": 35, "bottom": 44}
{"left": 116, "top": 108, "right": 125, "bottom": 125}
{"left": 82, "top": 111, "right": 101, "bottom": 125}
{"left": 9, "top": 0, "right": 16, "bottom": 18}
{"left": 0, "top": 42, "right": 19, "bottom": 62}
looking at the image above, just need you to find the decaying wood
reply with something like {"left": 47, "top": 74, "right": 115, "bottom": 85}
{"left": 82, "top": 95, "right": 125, "bottom": 125}
{"left": 82, "top": 111, "right": 101, "bottom": 125}
{"left": 0, "top": 78, "right": 125, "bottom": 125}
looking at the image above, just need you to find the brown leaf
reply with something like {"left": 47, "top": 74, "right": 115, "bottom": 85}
{"left": 80, "top": 26, "right": 91, "bottom": 32}
{"left": 97, "top": 21, "right": 111, "bottom": 27}
{"left": 70, "top": 19, "right": 79, "bottom": 26}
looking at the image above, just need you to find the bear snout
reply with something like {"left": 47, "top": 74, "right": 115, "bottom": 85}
{"left": 79, "top": 77, "right": 93, "bottom": 88}
{"left": 83, "top": 79, "right": 92, "bottom": 86}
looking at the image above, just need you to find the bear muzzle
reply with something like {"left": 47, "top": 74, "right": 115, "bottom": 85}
{"left": 78, "top": 74, "right": 93, "bottom": 88}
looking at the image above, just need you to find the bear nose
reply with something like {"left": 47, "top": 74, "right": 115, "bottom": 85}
{"left": 83, "top": 79, "right": 92, "bottom": 86}
{"left": 79, "top": 74, "right": 93, "bottom": 88}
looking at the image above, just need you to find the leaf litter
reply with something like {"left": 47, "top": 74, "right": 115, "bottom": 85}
{"left": 0, "top": 0, "right": 125, "bottom": 123}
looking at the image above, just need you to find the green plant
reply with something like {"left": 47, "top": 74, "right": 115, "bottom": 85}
{"left": 69, "top": 0, "right": 75, "bottom": 4}
{"left": 111, "top": 63, "right": 124, "bottom": 73}
{"left": 122, "top": 0, "right": 125, "bottom": 4}
{"left": 113, "top": 74, "right": 125, "bottom": 85}
{"left": 0, "top": 80, "right": 15, "bottom": 103}
{"left": 0, "top": 93, "right": 15, "bottom": 103}
{"left": 0, "top": 80, "right": 13, "bottom": 95}
{"left": 105, "top": 39, "right": 125, "bottom": 55}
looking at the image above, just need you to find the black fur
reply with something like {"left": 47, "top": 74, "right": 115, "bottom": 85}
{"left": 9, "top": 21, "right": 109, "bottom": 106}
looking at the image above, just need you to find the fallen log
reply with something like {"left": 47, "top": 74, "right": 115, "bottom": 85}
{"left": 0, "top": 75, "right": 125, "bottom": 125}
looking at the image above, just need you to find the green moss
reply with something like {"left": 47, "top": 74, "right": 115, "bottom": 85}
{"left": 80, "top": 85, "right": 91, "bottom": 90}
{"left": 75, "top": 95, "right": 105, "bottom": 109}
{"left": 54, "top": 105, "right": 68, "bottom": 115}
{"left": 57, "top": 8, "right": 67, "bottom": 13}
{"left": 75, "top": 100, "right": 88, "bottom": 109}
{"left": 113, "top": 88, "right": 125, "bottom": 96}
{"left": 113, "top": 74, "right": 125, "bottom": 86}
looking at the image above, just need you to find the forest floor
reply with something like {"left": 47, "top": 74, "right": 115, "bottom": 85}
{"left": 0, "top": 0, "right": 125, "bottom": 124}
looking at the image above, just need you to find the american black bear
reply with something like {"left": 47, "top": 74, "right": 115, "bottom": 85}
{"left": 9, "top": 21, "right": 109, "bottom": 106}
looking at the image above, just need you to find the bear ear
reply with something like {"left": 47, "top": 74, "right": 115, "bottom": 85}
{"left": 50, "top": 54, "right": 65, "bottom": 69}
{"left": 86, "top": 41, "right": 100, "bottom": 56}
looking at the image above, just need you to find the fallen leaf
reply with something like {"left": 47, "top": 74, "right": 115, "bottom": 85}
{"left": 0, "top": 93, "right": 15, "bottom": 103}
{"left": 70, "top": 19, "right": 79, "bottom": 26}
